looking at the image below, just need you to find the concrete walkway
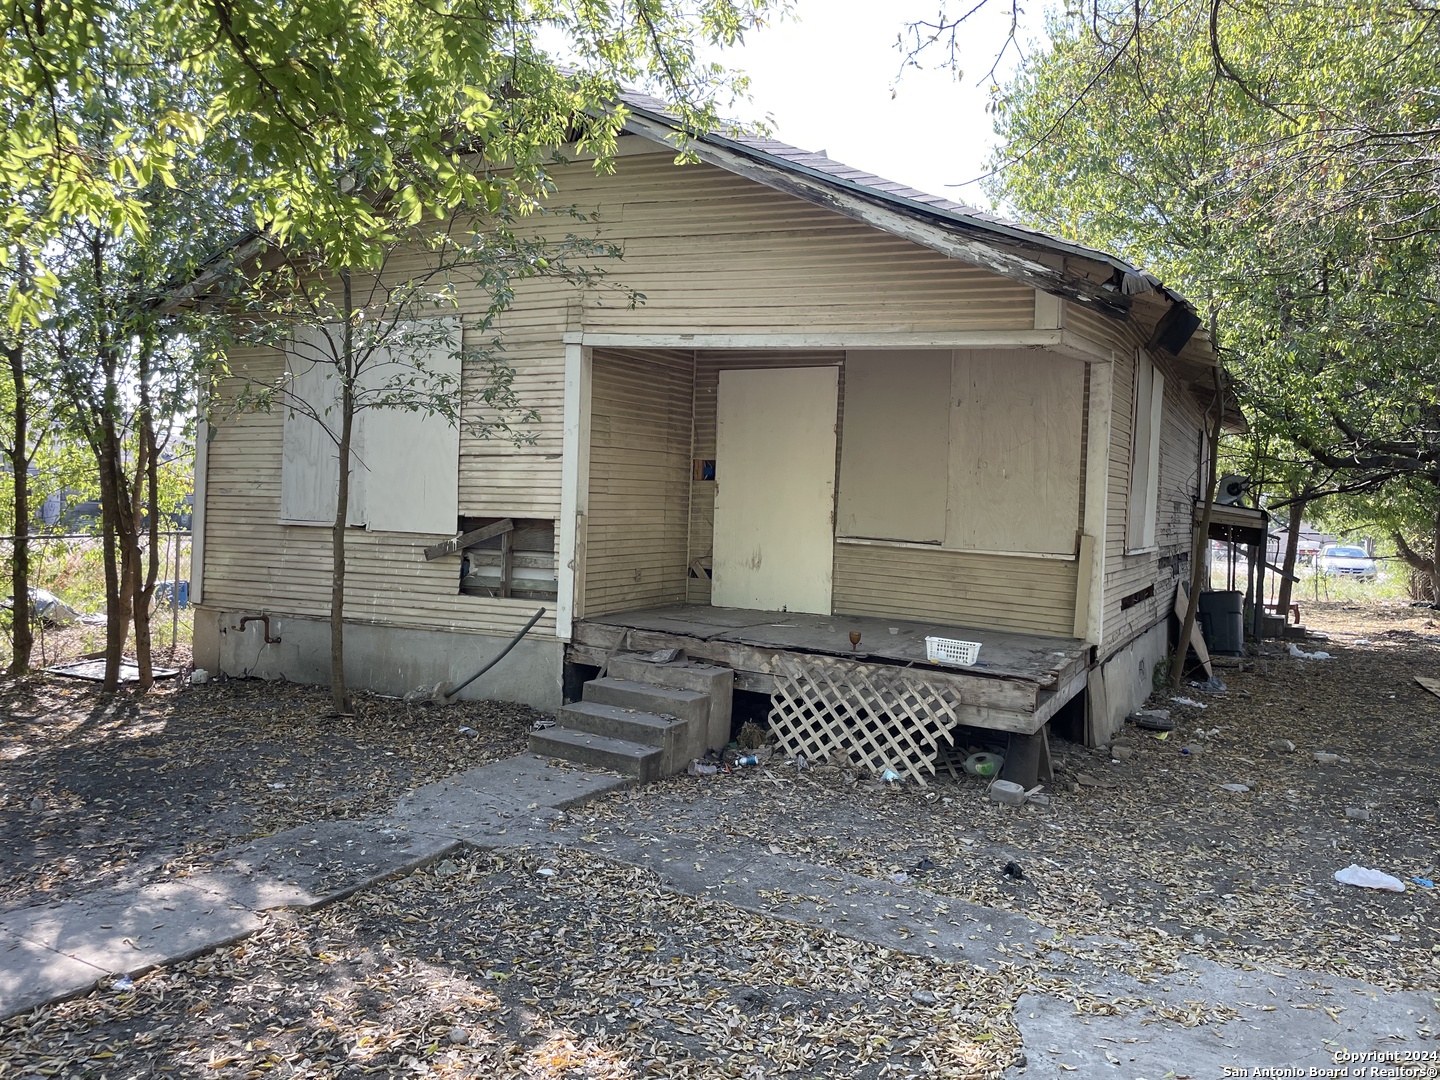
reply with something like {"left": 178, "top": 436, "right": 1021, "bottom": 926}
{"left": 2, "top": 755, "right": 1435, "bottom": 1076}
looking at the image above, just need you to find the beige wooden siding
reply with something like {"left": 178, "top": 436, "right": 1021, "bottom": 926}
{"left": 688, "top": 350, "right": 845, "bottom": 606}
{"left": 833, "top": 543, "right": 1078, "bottom": 637}
{"left": 583, "top": 349, "right": 694, "bottom": 616}
{"left": 205, "top": 150, "right": 1112, "bottom": 644}
{"left": 203, "top": 346, "right": 558, "bottom": 638}
{"left": 1096, "top": 329, "right": 1210, "bottom": 652}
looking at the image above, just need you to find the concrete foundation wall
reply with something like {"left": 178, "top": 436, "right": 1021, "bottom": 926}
{"left": 1086, "top": 620, "right": 1167, "bottom": 743}
{"left": 193, "top": 607, "right": 563, "bottom": 711}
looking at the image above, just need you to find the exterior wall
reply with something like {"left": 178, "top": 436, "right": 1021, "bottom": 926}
{"left": 1065, "top": 304, "right": 1209, "bottom": 660}
{"left": 195, "top": 607, "right": 562, "bottom": 709}
{"left": 1086, "top": 619, "right": 1167, "bottom": 741}
{"left": 200, "top": 145, "right": 1195, "bottom": 705}
{"left": 832, "top": 543, "right": 1079, "bottom": 636}
{"left": 584, "top": 349, "right": 693, "bottom": 616}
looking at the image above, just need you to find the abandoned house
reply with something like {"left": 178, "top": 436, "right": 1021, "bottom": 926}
{"left": 191, "top": 92, "right": 1252, "bottom": 782}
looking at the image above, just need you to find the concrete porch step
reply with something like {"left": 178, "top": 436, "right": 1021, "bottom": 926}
{"left": 529, "top": 727, "right": 664, "bottom": 783}
{"left": 559, "top": 700, "right": 683, "bottom": 748}
{"left": 582, "top": 677, "right": 709, "bottom": 725}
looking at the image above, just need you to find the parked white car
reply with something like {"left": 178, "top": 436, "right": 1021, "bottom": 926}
{"left": 1317, "top": 544, "right": 1377, "bottom": 581}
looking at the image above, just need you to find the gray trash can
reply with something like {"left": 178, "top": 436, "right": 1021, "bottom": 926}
{"left": 1197, "top": 590, "right": 1244, "bottom": 656}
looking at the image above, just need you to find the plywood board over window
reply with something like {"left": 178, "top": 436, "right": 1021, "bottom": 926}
{"left": 946, "top": 349, "right": 1084, "bottom": 554}
{"left": 279, "top": 317, "right": 461, "bottom": 534}
{"left": 837, "top": 350, "right": 950, "bottom": 543}
{"left": 1127, "top": 351, "right": 1165, "bottom": 551}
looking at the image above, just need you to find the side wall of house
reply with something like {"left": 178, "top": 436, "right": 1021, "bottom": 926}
{"left": 1065, "top": 303, "right": 1210, "bottom": 736}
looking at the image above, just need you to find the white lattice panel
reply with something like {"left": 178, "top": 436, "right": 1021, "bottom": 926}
{"left": 768, "top": 654, "right": 968, "bottom": 785}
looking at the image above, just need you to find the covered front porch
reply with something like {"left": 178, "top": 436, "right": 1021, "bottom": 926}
{"left": 566, "top": 604, "right": 1089, "bottom": 782}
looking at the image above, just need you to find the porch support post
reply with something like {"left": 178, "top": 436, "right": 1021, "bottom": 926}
{"left": 191, "top": 418, "right": 209, "bottom": 605}
{"left": 1079, "top": 359, "right": 1113, "bottom": 644}
{"left": 557, "top": 341, "right": 592, "bottom": 642}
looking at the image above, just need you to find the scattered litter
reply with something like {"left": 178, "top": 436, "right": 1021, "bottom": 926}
{"left": 879, "top": 768, "right": 902, "bottom": 783}
{"left": 793, "top": 754, "right": 808, "bottom": 771}
{"left": 111, "top": 976, "right": 134, "bottom": 992}
{"left": 457, "top": 726, "right": 479, "bottom": 738}
{"left": 1002, "top": 860, "right": 1025, "bottom": 880}
{"left": 1220, "top": 783, "right": 1250, "bottom": 793}
{"left": 1345, "top": 807, "right": 1371, "bottom": 821}
{"left": 46, "top": 660, "right": 180, "bottom": 683}
{"left": 1354, "top": 638, "right": 1372, "bottom": 645}
{"left": 267, "top": 782, "right": 287, "bottom": 790}
{"left": 433, "top": 859, "right": 460, "bottom": 879}
{"left": 1180, "top": 744, "right": 1205, "bottom": 756}
{"left": 1170, "top": 696, "right": 1208, "bottom": 709}
{"left": 1267, "top": 739, "right": 1296, "bottom": 752}
{"left": 537, "top": 867, "right": 557, "bottom": 877}
{"left": 1188, "top": 675, "right": 1228, "bottom": 693}
{"left": 1313, "top": 751, "right": 1340, "bottom": 765}
{"left": 1413, "top": 877, "right": 1434, "bottom": 889}
{"left": 962, "top": 752, "right": 1003, "bottom": 778}
{"left": 889, "top": 871, "right": 910, "bottom": 885}
{"left": 686, "top": 759, "right": 719, "bottom": 777}
{"left": 1334, "top": 864, "right": 1406, "bottom": 892}
{"left": 988, "top": 779, "right": 1027, "bottom": 805}
{"left": 640, "top": 648, "right": 682, "bottom": 664}
{"left": 529, "top": 718, "right": 556, "bottom": 731}
{"left": 189, "top": 668, "right": 210, "bottom": 686}
{"left": 1414, "top": 675, "right": 1440, "bottom": 700}
{"left": 1289, "top": 644, "right": 1332, "bottom": 660}
{"left": 1132, "top": 709, "right": 1175, "bottom": 731}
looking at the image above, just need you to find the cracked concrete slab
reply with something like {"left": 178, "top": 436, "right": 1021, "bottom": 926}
{"left": 0, "top": 880, "right": 261, "bottom": 977}
{"left": 0, "top": 933, "right": 108, "bottom": 1017}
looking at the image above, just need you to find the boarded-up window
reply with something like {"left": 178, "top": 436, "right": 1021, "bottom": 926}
{"left": 1127, "top": 352, "right": 1165, "bottom": 550}
{"left": 279, "top": 318, "right": 461, "bottom": 534}
{"left": 946, "top": 350, "right": 1084, "bottom": 554}
{"left": 838, "top": 350, "right": 1083, "bottom": 555}
{"left": 837, "top": 351, "right": 950, "bottom": 543}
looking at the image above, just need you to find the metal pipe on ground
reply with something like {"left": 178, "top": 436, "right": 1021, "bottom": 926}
{"left": 422, "top": 607, "right": 547, "bottom": 705}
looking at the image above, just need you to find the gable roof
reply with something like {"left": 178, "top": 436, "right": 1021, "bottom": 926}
{"left": 616, "top": 90, "right": 1185, "bottom": 322}
{"left": 617, "top": 90, "right": 1241, "bottom": 426}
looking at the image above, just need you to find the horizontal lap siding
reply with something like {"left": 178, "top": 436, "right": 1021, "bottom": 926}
{"left": 833, "top": 545, "right": 1078, "bottom": 637}
{"left": 1069, "top": 301, "right": 1209, "bottom": 654}
{"left": 203, "top": 348, "right": 557, "bottom": 639}
{"left": 206, "top": 152, "right": 1072, "bottom": 642}
{"left": 584, "top": 350, "right": 693, "bottom": 617}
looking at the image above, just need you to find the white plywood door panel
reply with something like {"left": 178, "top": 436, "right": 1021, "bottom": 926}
{"left": 837, "top": 350, "right": 950, "bottom": 543}
{"left": 712, "top": 367, "right": 838, "bottom": 615}
{"left": 946, "top": 349, "right": 1084, "bottom": 554}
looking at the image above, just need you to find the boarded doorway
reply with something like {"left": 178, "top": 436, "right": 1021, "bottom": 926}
{"left": 712, "top": 366, "right": 838, "bottom": 614}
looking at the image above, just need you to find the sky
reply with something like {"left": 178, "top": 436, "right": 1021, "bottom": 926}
{"left": 713, "top": 0, "right": 1049, "bottom": 208}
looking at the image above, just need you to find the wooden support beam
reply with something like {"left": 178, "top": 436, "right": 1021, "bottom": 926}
{"left": 499, "top": 530, "right": 513, "bottom": 599}
{"left": 424, "top": 518, "right": 514, "bottom": 561}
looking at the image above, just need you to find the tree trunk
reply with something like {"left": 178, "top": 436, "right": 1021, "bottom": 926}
{"left": 96, "top": 438, "right": 126, "bottom": 693}
{"left": 6, "top": 331, "right": 32, "bottom": 675}
{"left": 329, "top": 270, "right": 355, "bottom": 714}
{"left": 1394, "top": 528, "right": 1439, "bottom": 600}
{"left": 1275, "top": 495, "right": 1306, "bottom": 621}
{"left": 131, "top": 354, "right": 159, "bottom": 691}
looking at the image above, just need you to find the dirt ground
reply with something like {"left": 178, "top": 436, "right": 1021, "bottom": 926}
{"left": 0, "top": 676, "right": 536, "bottom": 911}
{"left": 593, "top": 600, "right": 1440, "bottom": 991}
{"left": 1, "top": 602, "right": 1437, "bottom": 1078}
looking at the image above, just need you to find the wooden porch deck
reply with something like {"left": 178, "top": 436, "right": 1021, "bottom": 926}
{"left": 567, "top": 605, "right": 1090, "bottom": 738}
